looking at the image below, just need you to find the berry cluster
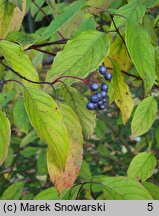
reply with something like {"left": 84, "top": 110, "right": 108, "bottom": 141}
{"left": 86, "top": 65, "right": 112, "bottom": 111}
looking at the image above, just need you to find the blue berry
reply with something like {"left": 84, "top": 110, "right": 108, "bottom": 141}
{"left": 105, "top": 72, "right": 112, "bottom": 81}
{"left": 99, "top": 104, "right": 106, "bottom": 110}
{"left": 98, "top": 97, "right": 107, "bottom": 106}
{"left": 90, "top": 83, "right": 98, "bottom": 91}
{"left": 101, "top": 84, "right": 108, "bottom": 92}
{"left": 99, "top": 65, "right": 107, "bottom": 75}
{"left": 93, "top": 103, "right": 98, "bottom": 109}
{"left": 101, "top": 91, "right": 107, "bottom": 98}
{"left": 86, "top": 102, "right": 95, "bottom": 110}
{"left": 91, "top": 94, "right": 98, "bottom": 103}
{"left": 102, "top": 98, "right": 107, "bottom": 103}
{"left": 97, "top": 92, "right": 103, "bottom": 100}
{"left": 98, "top": 100, "right": 104, "bottom": 106}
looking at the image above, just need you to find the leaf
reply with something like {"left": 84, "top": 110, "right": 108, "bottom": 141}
{"left": 108, "top": 61, "right": 134, "bottom": 124}
{"left": 59, "top": 185, "right": 81, "bottom": 200}
{"left": 60, "top": 86, "right": 96, "bottom": 139}
{"left": 37, "top": 149, "right": 47, "bottom": 176}
{"left": 20, "top": 130, "right": 38, "bottom": 147}
{"left": 36, "top": 0, "right": 85, "bottom": 42}
{"left": 142, "top": 182, "right": 159, "bottom": 200}
{"left": 9, "top": 0, "right": 26, "bottom": 32}
{"left": 131, "top": 96, "right": 157, "bottom": 137}
{"left": 155, "top": 46, "right": 159, "bottom": 82}
{"left": 46, "top": 31, "right": 110, "bottom": 84}
{"left": 0, "top": 181, "right": 25, "bottom": 200}
{"left": 105, "top": 33, "right": 132, "bottom": 72}
{"left": 73, "top": 14, "right": 96, "bottom": 37}
{"left": 34, "top": 187, "right": 59, "bottom": 200}
{"left": 47, "top": 103, "right": 83, "bottom": 192}
{"left": 0, "top": 40, "right": 39, "bottom": 83}
{"left": 0, "top": 91, "right": 16, "bottom": 107}
{"left": 0, "top": 0, "right": 15, "bottom": 39}
{"left": 93, "top": 176, "right": 153, "bottom": 200}
{"left": 78, "top": 160, "right": 92, "bottom": 181}
{"left": 9, "top": 0, "right": 22, "bottom": 9}
{"left": 23, "top": 85, "right": 69, "bottom": 169}
{"left": 125, "top": 21, "right": 156, "bottom": 93}
{"left": 128, "top": 0, "right": 159, "bottom": 8}
{"left": 110, "top": 1, "right": 146, "bottom": 29}
{"left": 6, "top": 32, "right": 37, "bottom": 49}
{"left": 13, "top": 98, "right": 32, "bottom": 133}
{"left": 0, "top": 109, "right": 11, "bottom": 166}
{"left": 127, "top": 152, "right": 157, "bottom": 182}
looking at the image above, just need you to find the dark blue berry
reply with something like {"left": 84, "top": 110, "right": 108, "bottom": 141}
{"left": 105, "top": 72, "right": 112, "bottom": 81}
{"left": 98, "top": 100, "right": 104, "bottom": 106}
{"left": 98, "top": 98, "right": 107, "bottom": 106}
{"left": 97, "top": 92, "right": 103, "bottom": 100}
{"left": 93, "top": 103, "right": 98, "bottom": 109}
{"left": 99, "top": 104, "right": 106, "bottom": 110}
{"left": 101, "top": 91, "right": 107, "bottom": 98}
{"left": 90, "top": 83, "right": 98, "bottom": 91}
{"left": 86, "top": 102, "right": 95, "bottom": 110}
{"left": 101, "top": 84, "right": 108, "bottom": 92}
{"left": 102, "top": 98, "right": 107, "bottom": 103}
{"left": 91, "top": 94, "right": 98, "bottom": 103}
{"left": 99, "top": 65, "right": 107, "bottom": 75}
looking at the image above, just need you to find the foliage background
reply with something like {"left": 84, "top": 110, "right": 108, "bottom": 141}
{"left": 0, "top": 0, "right": 159, "bottom": 200}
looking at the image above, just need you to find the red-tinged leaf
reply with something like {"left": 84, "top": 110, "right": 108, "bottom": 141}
{"left": 47, "top": 104, "right": 83, "bottom": 192}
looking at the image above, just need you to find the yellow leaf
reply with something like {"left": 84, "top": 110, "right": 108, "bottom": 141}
{"left": 47, "top": 104, "right": 83, "bottom": 192}
{"left": 109, "top": 61, "right": 134, "bottom": 124}
{"left": 105, "top": 34, "right": 132, "bottom": 71}
{"left": 10, "top": 0, "right": 26, "bottom": 32}
{"left": 0, "top": 0, "right": 15, "bottom": 39}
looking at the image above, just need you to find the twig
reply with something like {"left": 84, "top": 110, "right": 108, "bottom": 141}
{"left": 31, "top": 0, "right": 65, "bottom": 40}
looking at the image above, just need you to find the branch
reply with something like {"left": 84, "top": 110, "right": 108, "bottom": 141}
{"left": 31, "top": 0, "right": 65, "bottom": 40}
{"left": 26, "top": 39, "right": 68, "bottom": 50}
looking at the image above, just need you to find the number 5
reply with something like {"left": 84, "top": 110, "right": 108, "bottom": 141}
{"left": 147, "top": 203, "right": 153, "bottom": 211}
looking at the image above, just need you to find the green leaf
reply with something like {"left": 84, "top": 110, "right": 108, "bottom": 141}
{"left": 60, "top": 86, "right": 96, "bottom": 139}
{"left": 30, "top": 0, "right": 45, "bottom": 17}
{"left": 131, "top": 96, "right": 157, "bottom": 137}
{"left": 127, "top": 152, "right": 157, "bottom": 182}
{"left": 111, "top": 1, "right": 146, "bottom": 28}
{"left": 46, "top": 31, "right": 110, "bottom": 84}
{"left": 9, "top": 0, "right": 22, "bottom": 9}
{"left": 108, "top": 61, "right": 134, "bottom": 124}
{"left": 6, "top": 32, "right": 37, "bottom": 49}
{"left": 0, "top": 109, "right": 11, "bottom": 166}
{"left": 23, "top": 85, "right": 69, "bottom": 169}
{"left": 125, "top": 21, "right": 156, "bottom": 93}
{"left": 47, "top": 103, "right": 83, "bottom": 192}
{"left": 34, "top": 187, "right": 59, "bottom": 200}
{"left": 59, "top": 185, "right": 81, "bottom": 200}
{"left": 142, "top": 182, "right": 159, "bottom": 200}
{"left": 0, "top": 91, "right": 16, "bottom": 107}
{"left": 0, "top": 40, "right": 39, "bottom": 83}
{"left": 36, "top": 0, "right": 85, "bottom": 42}
{"left": 37, "top": 149, "right": 47, "bottom": 176}
{"left": 73, "top": 14, "right": 96, "bottom": 37}
{"left": 13, "top": 98, "right": 32, "bottom": 133}
{"left": 93, "top": 176, "right": 153, "bottom": 200}
{"left": 0, "top": 181, "right": 25, "bottom": 200}
{"left": 128, "top": 0, "right": 159, "bottom": 8}
{"left": 4, "top": 147, "right": 14, "bottom": 167}
{"left": 78, "top": 160, "right": 92, "bottom": 181}
{"left": 155, "top": 46, "right": 159, "bottom": 82}
{"left": 0, "top": 0, "right": 15, "bottom": 39}
{"left": 20, "top": 130, "right": 38, "bottom": 147}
